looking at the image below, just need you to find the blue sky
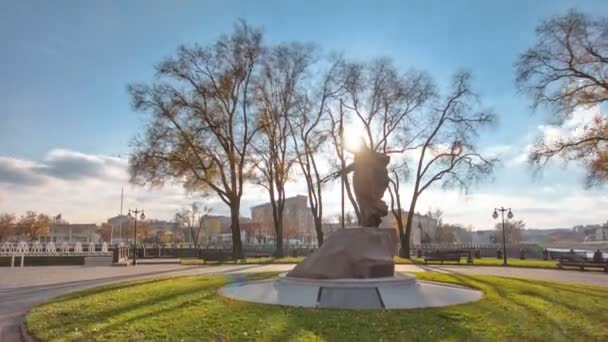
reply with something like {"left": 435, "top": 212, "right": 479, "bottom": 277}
{"left": 1, "top": 1, "right": 607, "bottom": 228}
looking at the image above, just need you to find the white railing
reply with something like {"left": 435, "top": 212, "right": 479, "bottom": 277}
{"left": 0, "top": 241, "right": 113, "bottom": 267}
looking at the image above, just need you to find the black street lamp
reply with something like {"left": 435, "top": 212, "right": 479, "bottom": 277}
{"left": 128, "top": 208, "right": 145, "bottom": 265}
{"left": 492, "top": 207, "right": 513, "bottom": 266}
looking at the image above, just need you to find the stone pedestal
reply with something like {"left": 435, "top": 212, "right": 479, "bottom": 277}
{"left": 287, "top": 227, "right": 398, "bottom": 279}
{"left": 219, "top": 228, "right": 483, "bottom": 310}
{"left": 218, "top": 273, "right": 483, "bottom": 309}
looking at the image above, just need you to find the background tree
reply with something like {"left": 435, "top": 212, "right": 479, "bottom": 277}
{"left": 338, "top": 58, "right": 434, "bottom": 243}
{"left": 97, "top": 223, "right": 113, "bottom": 243}
{"left": 252, "top": 43, "right": 314, "bottom": 257}
{"left": 516, "top": 10, "right": 608, "bottom": 186}
{"left": 331, "top": 211, "right": 357, "bottom": 227}
{"left": 154, "top": 229, "right": 173, "bottom": 244}
{"left": 426, "top": 209, "right": 459, "bottom": 243}
{"left": 176, "top": 203, "right": 211, "bottom": 248}
{"left": 434, "top": 225, "right": 456, "bottom": 244}
{"left": 494, "top": 219, "right": 525, "bottom": 244}
{"left": 0, "top": 213, "right": 15, "bottom": 242}
{"left": 328, "top": 100, "right": 361, "bottom": 222}
{"left": 52, "top": 213, "right": 68, "bottom": 225}
{"left": 283, "top": 222, "right": 298, "bottom": 243}
{"left": 16, "top": 211, "right": 50, "bottom": 241}
{"left": 426, "top": 208, "right": 444, "bottom": 227}
{"left": 240, "top": 222, "right": 261, "bottom": 245}
{"left": 435, "top": 223, "right": 472, "bottom": 244}
{"left": 125, "top": 220, "right": 151, "bottom": 243}
{"left": 399, "top": 72, "right": 496, "bottom": 257}
{"left": 290, "top": 58, "right": 344, "bottom": 246}
{"left": 128, "top": 22, "right": 262, "bottom": 259}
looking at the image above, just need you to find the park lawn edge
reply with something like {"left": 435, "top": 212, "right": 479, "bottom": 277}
{"left": 25, "top": 272, "right": 608, "bottom": 341}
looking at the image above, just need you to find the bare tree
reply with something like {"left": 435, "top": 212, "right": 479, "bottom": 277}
{"left": 176, "top": 203, "right": 211, "bottom": 248}
{"left": 340, "top": 59, "right": 434, "bottom": 152}
{"left": 252, "top": 43, "right": 315, "bottom": 257}
{"left": 516, "top": 10, "right": 608, "bottom": 185}
{"left": 426, "top": 208, "right": 444, "bottom": 227}
{"left": 290, "top": 58, "right": 344, "bottom": 246}
{"left": 128, "top": 22, "right": 262, "bottom": 259}
{"left": 494, "top": 219, "right": 525, "bottom": 244}
{"left": 399, "top": 72, "right": 496, "bottom": 257}
{"left": 338, "top": 58, "right": 434, "bottom": 240}
{"left": 328, "top": 101, "right": 361, "bottom": 222}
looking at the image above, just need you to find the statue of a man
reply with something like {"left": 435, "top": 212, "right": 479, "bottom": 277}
{"left": 336, "top": 143, "right": 390, "bottom": 227}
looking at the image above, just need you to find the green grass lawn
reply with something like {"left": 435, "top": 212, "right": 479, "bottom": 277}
{"left": 26, "top": 272, "right": 608, "bottom": 341}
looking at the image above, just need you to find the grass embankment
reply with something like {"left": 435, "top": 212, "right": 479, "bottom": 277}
{"left": 180, "top": 256, "right": 304, "bottom": 265}
{"left": 394, "top": 257, "right": 561, "bottom": 269}
{"left": 27, "top": 273, "right": 608, "bottom": 341}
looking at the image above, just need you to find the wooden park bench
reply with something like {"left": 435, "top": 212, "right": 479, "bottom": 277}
{"left": 557, "top": 254, "right": 608, "bottom": 272}
{"left": 200, "top": 249, "right": 244, "bottom": 264}
{"left": 423, "top": 250, "right": 465, "bottom": 265}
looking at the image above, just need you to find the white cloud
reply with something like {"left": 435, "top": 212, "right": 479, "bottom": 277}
{"left": 538, "top": 105, "right": 601, "bottom": 145}
{"left": 0, "top": 149, "right": 194, "bottom": 223}
{"left": 0, "top": 145, "right": 606, "bottom": 230}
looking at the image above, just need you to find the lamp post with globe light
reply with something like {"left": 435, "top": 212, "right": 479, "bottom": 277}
{"left": 493, "top": 207, "right": 513, "bottom": 266}
{"left": 128, "top": 209, "right": 145, "bottom": 265}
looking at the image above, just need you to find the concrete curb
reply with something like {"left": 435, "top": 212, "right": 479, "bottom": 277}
{"left": 19, "top": 318, "right": 34, "bottom": 342}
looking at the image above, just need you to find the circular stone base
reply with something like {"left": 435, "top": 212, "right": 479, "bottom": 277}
{"left": 218, "top": 273, "right": 482, "bottom": 310}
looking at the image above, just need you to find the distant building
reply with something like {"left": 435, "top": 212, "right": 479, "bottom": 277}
{"left": 106, "top": 214, "right": 132, "bottom": 244}
{"left": 215, "top": 232, "right": 247, "bottom": 245}
{"left": 250, "top": 195, "right": 315, "bottom": 245}
{"left": 50, "top": 224, "right": 99, "bottom": 243}
{"left": 379, "top": 211, "right": 439, "bottom": 246}
{"left": 192, "top": 215, "right": 251, "bottom": 246}
{"left": 596, "top": 227, "right": 608, "bottom": 241}
{"left": 148, "top": 219, "right": 177, "bottom": 232}
{"left": 200, "top": 215, "right": 232, "bottom": 234}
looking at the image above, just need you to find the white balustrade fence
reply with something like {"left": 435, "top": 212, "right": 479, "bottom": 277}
{"left": 88, "top": 242, "right": 96, "bottom": 253}
{"left": 16, "top": 241, "right": 29, "bottom": 254}
{"left": 74, "top": 242, "right": 83, "bottom": 253}
{"left": 46, "top": 241, "right": 56, "bottom": 253}
{"left": 0, "top": 241, "right": 112, "bottom": 257}
{"left": 1, "top": 242, "right": 15, "bottom": 254}
{"left": 31, "top": 241, "right": 43, "bottom": 254}
{"left": 60, "top": 241, "right": 70, "bottom": 254}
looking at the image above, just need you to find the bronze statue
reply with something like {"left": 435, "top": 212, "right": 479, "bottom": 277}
{"left": 336, "top": 143, "right": 390, "bottom": 227}
{"left": 289, "top": 143, "right": 396, "bottom": 280}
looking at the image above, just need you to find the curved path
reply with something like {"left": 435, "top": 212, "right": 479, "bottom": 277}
{"left": 1, "top": 263, "right": 605, "bottom": 341}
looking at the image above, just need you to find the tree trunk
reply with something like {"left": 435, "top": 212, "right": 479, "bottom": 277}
{"left": 401, "top": 198, "right": 418, "bottom": 258}
{"left": 190, "top": 227, "right": 197, "bottom": 249}
{"left": 396, "top": 216, "right": 406, "bottom": 257}
{"left": 274, "top": 213, "right": 284, "bottom": 258}
{"left": 388, "top": 177, "right": 406, "bottom": 258}
{"left": 229, "top": 201, "right": 243, "bottom": 260}
{"left": 269, "top": 183, "right": 285, "bottom": 258}
{"left": 344, "top": 175, "right": 361, "bottom": 224}
{"left": 313, "top": 216, "right": 324, "bottom": 247}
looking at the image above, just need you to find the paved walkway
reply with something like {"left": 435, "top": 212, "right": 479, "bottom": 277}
{"left": 0, "top": 263, "right": 605, "bottom": 341}
{"left": 411, "top": 265, "right": 608, "bottom": 287}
